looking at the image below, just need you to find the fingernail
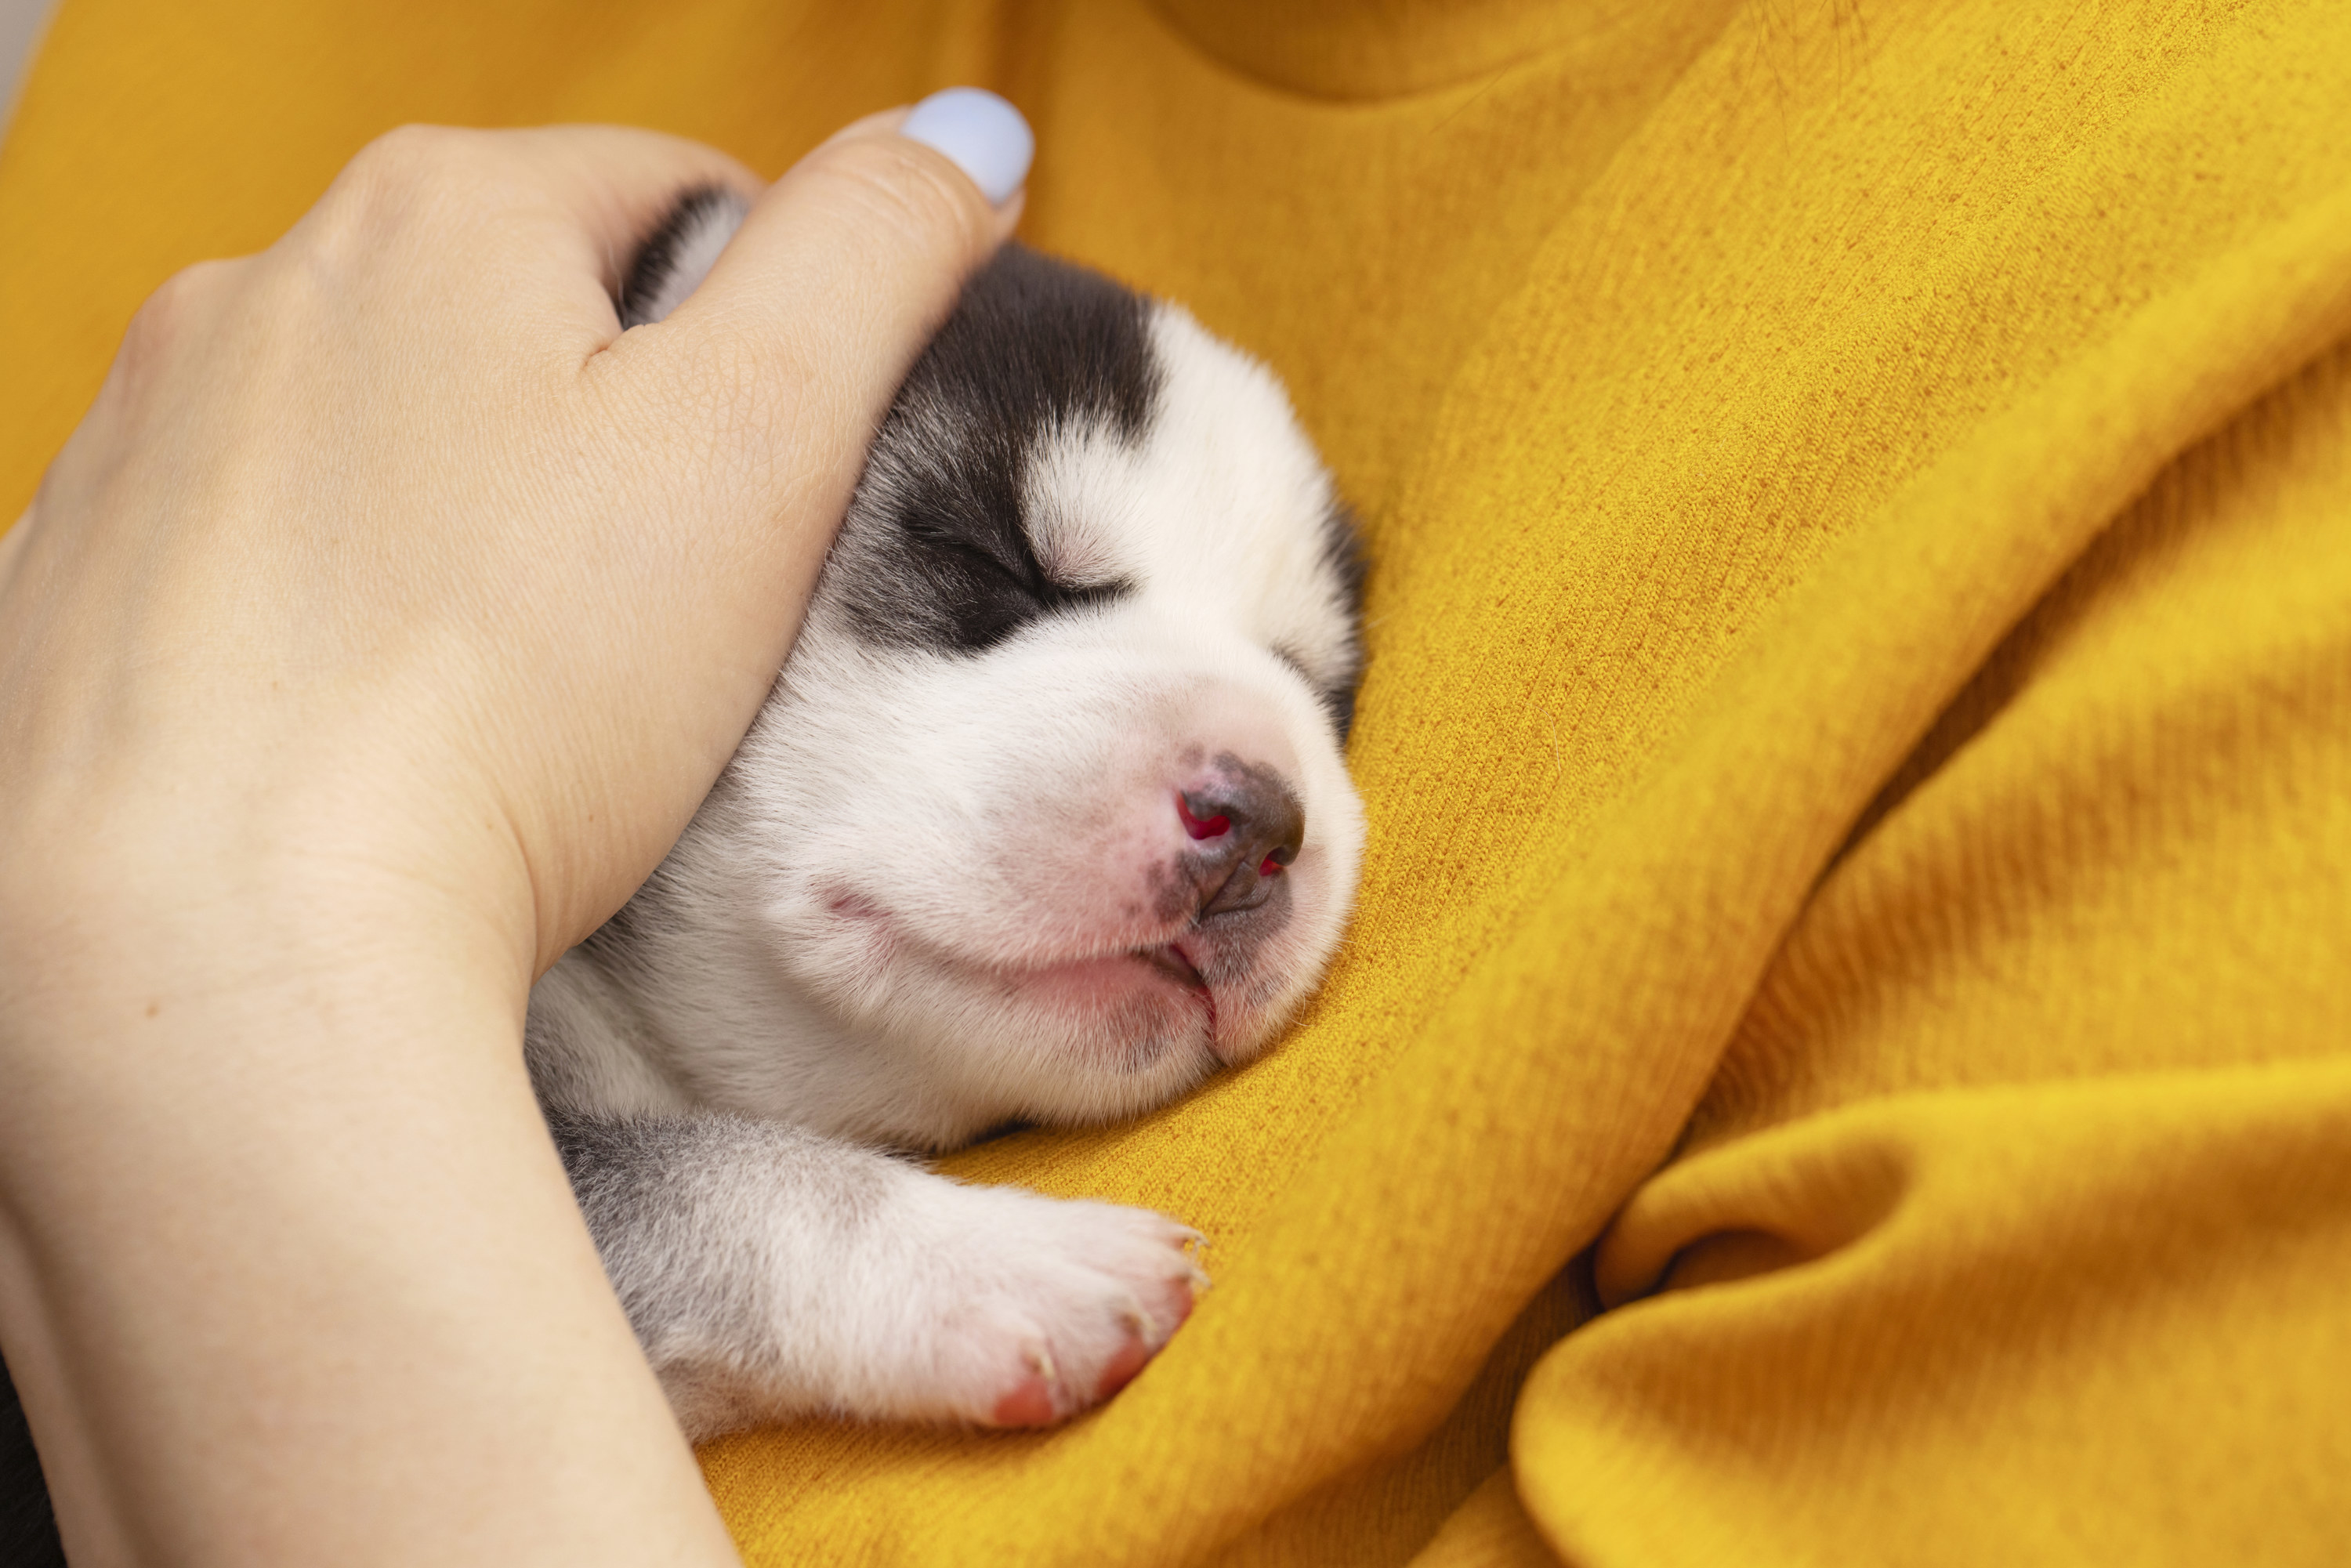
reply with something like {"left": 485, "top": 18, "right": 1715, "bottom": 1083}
{"left": 900, "top": 87, "right": 1034, "bottom": 207}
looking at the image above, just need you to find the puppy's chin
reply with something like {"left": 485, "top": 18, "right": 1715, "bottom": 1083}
{"left": 1016, "top": 947, "right": 1218, "bottom": 1059}
{"left": 928, "top": 976, "right": 1228, "bottom": 1135}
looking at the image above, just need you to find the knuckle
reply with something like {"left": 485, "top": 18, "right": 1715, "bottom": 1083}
{"left": 120, "top": 259, "right": 232, "bottom": 365}
{"left": 129, "top": 262, "right": 205, "bottom": 333}
{"left": 348, "top": 121, "right": 473, "bottom": 183}
{"left": 308, "top": 124, "right": 507, "bottom": 259}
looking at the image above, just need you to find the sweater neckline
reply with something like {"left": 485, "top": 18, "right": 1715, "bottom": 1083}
{"left": 1143, "top": 0, "right": 1736, "bottom": 101}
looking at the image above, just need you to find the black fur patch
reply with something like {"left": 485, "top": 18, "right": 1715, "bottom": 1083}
{"left": 838, "top": 244, "right": 1157, "bottom": 654}
{"left": 1317, "top": 500, "right": 1370, "bottom": 741}
{"left": 617, "top": 186, "right": 741, "bottom": 330}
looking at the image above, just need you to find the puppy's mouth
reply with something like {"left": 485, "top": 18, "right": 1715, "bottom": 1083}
{"left": 1133, "top": 940, "right": 1203, "bottom": 990}
{"left": 1134, "top": 940, "right": 1220, "bottom": 1045}
{"left": 823, "top": 887, "right": 1233, "bottom": 1056}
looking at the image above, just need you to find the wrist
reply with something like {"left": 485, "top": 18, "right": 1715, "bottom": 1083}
{"left": 0, "top": 824, "right": 723, "bottom": 1567}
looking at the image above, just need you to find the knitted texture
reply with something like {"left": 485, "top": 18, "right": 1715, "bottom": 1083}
{"left": 3, "top": 2, "right": 2345, "bottom": 1563}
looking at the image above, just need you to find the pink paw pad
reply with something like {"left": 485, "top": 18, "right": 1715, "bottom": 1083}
{"left": 1096, "top": 1279, "right": 1200, "bottom": 1400}
{"left": 989, "top": 1372, "right": 1058, "bottom": 1428}
{"left": 1093, "top": 1334, "right": 1152, "bottom": 1401}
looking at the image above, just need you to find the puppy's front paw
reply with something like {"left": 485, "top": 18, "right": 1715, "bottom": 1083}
{"left": 882, "top": 1182, "right": 1205, "bottom": 1428}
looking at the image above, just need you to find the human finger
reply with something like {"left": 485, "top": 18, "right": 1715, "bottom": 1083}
{"left": 603, "top": 89, "right": 1032, "bottom": 509}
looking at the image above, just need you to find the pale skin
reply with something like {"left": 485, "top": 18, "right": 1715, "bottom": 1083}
{"left": 0, "top": 113, "right": 1019, "bottom": 1566}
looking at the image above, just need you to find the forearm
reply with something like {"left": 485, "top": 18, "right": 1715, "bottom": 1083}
{"left": 0, "top": 868, "right": 739, "bottom": 1567}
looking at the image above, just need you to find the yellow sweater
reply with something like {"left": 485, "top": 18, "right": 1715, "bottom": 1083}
{"left": 5, "top": 2, "right": 2346, "bottom": 1563}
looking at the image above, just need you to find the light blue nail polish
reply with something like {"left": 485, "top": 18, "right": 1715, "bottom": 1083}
{"left": 900, "top": 88, "right": 1034, "bottom": 208}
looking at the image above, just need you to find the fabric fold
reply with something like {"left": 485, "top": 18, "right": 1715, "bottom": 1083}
{"left": 1532, "top": 1063, "right": 2351, "bottom": 1565}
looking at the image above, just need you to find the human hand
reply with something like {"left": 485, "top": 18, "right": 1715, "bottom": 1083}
{"left": 0, "top": 98, "right": 1027, "bottom": 1567}
{"left": 0, "top": 106, "right": 1023, "bottom": 983}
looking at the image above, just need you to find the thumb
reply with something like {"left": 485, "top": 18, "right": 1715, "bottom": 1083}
{"left": 612, "top": 89, "right": 1033, "bottom": 506}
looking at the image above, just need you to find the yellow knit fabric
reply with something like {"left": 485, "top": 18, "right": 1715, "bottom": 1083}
{"left": 5, "top": 2, "right": 2346, "bottom": 1563}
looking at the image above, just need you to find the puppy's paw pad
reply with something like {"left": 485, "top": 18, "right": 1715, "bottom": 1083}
{"left": 987, "top": 1363, "right": 1061, "bottom": 1428}
{"left": 1092, "top": 1331, "right": 1152, "bottom": 1401}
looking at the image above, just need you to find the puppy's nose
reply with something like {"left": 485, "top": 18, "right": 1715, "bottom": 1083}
{"left": 1176, "top": 768, "right": 1306, "bottom": 920}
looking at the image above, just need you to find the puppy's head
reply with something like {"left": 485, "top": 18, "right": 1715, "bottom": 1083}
{"left": 727, "top": 246, "right": 1365, "bottom": 1138}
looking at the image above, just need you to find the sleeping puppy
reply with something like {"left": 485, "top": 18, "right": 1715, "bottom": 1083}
{"left": 529, "top": 191, "right": 1369, "bottom": 1439}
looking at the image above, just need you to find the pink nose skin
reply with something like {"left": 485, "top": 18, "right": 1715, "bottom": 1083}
{"left": 1176, "top": 793, "right": 1230, "bottom": 841}
{"left": 1175, "top": 757, "right": 1306, "bottom": 921}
